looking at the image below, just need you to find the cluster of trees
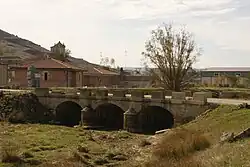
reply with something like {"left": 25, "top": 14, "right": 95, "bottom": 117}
{"left": 99, "top": 55, "right": 116, "bottom": 69}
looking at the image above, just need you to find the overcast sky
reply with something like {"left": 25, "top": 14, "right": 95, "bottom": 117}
{"left": 0, "top": 0, "right": 249, "bottom": 68}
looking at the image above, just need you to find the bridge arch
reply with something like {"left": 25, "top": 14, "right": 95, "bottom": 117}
{"left": 55, "top": 101, "right": 82, "bottom": 127}
{"left": 138, "top": 105, "right": 174, "bottom": 134}
{"left": 94, "top": 103, "right": 125, "bottom": 130}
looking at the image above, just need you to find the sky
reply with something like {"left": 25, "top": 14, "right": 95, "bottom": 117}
{"left": 0, "top": 0, "right": 249, "bottom": 68}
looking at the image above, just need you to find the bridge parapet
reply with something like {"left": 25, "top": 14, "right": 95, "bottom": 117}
{"left": 33, "top": 88, "right": 208, "bottom": 105}
{"left": 34, "top": 88, "right": 50, "bottom": 96}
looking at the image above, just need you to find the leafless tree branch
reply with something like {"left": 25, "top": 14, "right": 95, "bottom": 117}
{"left": 142, "top": 23, "right": 201, "bottom": 91}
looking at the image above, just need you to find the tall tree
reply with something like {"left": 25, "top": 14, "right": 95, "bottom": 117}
{"left": 142, "top": 23, "right": 201, "bottom": 91}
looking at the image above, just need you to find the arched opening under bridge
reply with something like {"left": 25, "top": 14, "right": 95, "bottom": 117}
{"left": 138, "top": 106, "right": 174, "bottom": 134}
{"left": 95, "top": 103, "right": 125, "bottom": 130}
{"left": 55, "top": 101, "right": 82, "bottom": 127}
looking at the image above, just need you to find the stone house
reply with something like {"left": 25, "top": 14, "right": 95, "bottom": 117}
{"left": 200, "top": 67, "right": 250, "bottom": 87}
{"left": 82, "top": 66, "right": 120, "bottom": 87}
{"left": 50, "top": 41, "right": 66, "bottom": 56}
{"left": 8, "top": 57, "right": 85, "bottom": 87}
{"left": 7, "top": 56, "right": 121, "bottom": 88}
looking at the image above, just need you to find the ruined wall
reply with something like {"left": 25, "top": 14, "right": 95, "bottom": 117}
{"left": 0, "top": 91, "right": 52, "bottom": 123}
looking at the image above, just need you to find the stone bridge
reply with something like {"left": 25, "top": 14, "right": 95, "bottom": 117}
{"left": 33, "top": 87, "right": 211, "bottom": 134}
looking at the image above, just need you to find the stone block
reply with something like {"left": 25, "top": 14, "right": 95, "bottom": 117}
{"left": 130, "top": 90, "right": 144, "bottom": 101}
{"left": 92, "top": 89, "right": 108, "bottom": 98}
{"left": 172, "top": 92, "right": 185, "bottom": 100}
{"left": 35, "top": 88, "right": 50, "bottom": 97}
{"left": 79, "top": 88, "right": 92, "bottom": 98}
{"left": 184, "top": 91, "right": 192, "bottom": 97}
{"left": 110, "top": 89, "right": 126, "bottom": 98}
{"left": 124, "top": 108, "right": 139, "bottom": 133}
{"left": 170, "top": 99, "right": 185, "bottom": 104}
{"left": 165, "top": 90, "right": 172, "bottom": 96}
{"left": 150, "top": 91, "right": 165, "bottom": 100}
{"left": 193, "top": 92, "right": 207, "bottom": 103}
{"left": 65, "top": 88, "right": 79, "bottom": 96}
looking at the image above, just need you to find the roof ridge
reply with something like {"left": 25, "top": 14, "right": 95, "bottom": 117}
{"left": 93, "top": 67, "right": 103, "bottom": 74}
{"left": 51, "top": 58, "right": 73, "bottom": 69}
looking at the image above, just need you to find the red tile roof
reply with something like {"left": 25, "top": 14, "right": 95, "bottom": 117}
{"left": 83, "top": 66, "right": 119, "bottom": 75}
{"left": 20, "top": 58, "right": 83, "bottom": 70}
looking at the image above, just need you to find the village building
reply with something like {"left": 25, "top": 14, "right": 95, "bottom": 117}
{"left": 200, "top": 67, "right": 250, "bottom": 87}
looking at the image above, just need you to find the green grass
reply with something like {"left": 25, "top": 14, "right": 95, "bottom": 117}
{"left": 0, "top": 123, "right": 147, "bottom": 167}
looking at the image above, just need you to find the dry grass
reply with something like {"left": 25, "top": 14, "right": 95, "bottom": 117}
{"left": 142, "top": 105, "right": 250, "bottom": 167}
{"left": 1, "top": 142, "right": 23, "bottom": 164}
{"left": 143, "top": 129, "right": 210, "bottom": 167}
{"left": 1, "top": 105, "right": 250, "bottom": 167}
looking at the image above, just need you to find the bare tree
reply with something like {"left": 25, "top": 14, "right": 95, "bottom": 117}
{"left": 100, "top": 56, "right": 116, "bottom": 68}
{"left": 142, "top": 23, "right": 201, "bottom": 91}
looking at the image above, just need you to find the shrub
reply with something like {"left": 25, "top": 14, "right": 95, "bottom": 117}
{"left": 153, "top": 129, "right": 210, "bottom": 159}
{"left": 1, "top": 142, "right": 23, "bottom": 164}
{"left": 144, "top": 129, "right": 211, "bottom": 167}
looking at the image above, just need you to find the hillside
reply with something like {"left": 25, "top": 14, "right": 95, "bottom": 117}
{"left": 0, "top": 29, "right": 50, "bottom": 60}
{"left": 140, "top": 105, "right": 250, "bottom": 167}
{"left": 0, "top": 29, "right": 102, "bottom": 69}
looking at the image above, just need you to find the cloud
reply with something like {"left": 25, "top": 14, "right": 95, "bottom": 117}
{"left": 0, "top": 0, "right": 249, "bottom": 67}
{"left": 93, "top": 0, "right": 237, "bottom": 20}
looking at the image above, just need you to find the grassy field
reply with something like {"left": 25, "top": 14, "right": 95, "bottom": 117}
{"left": 1, "top": 105, "right": 250, "bottom": 167}
{"left": 0, "top": 123, "right": 150, "bottom": 167}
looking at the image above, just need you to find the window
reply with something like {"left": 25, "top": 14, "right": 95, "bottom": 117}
{"left": 10, "top": 71, "right": 15, "bottom": 78}
{"left": 214, "top": 73, "right": 219, "bottom": 77}
{"left": 235, "top": 73, "right": 241, "bottom": 77}
{"left": 78, "top": 73, "right": 81, "bottom": 81}
{"left": 44, "top": 72, "right": 48, "bottom": 81}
